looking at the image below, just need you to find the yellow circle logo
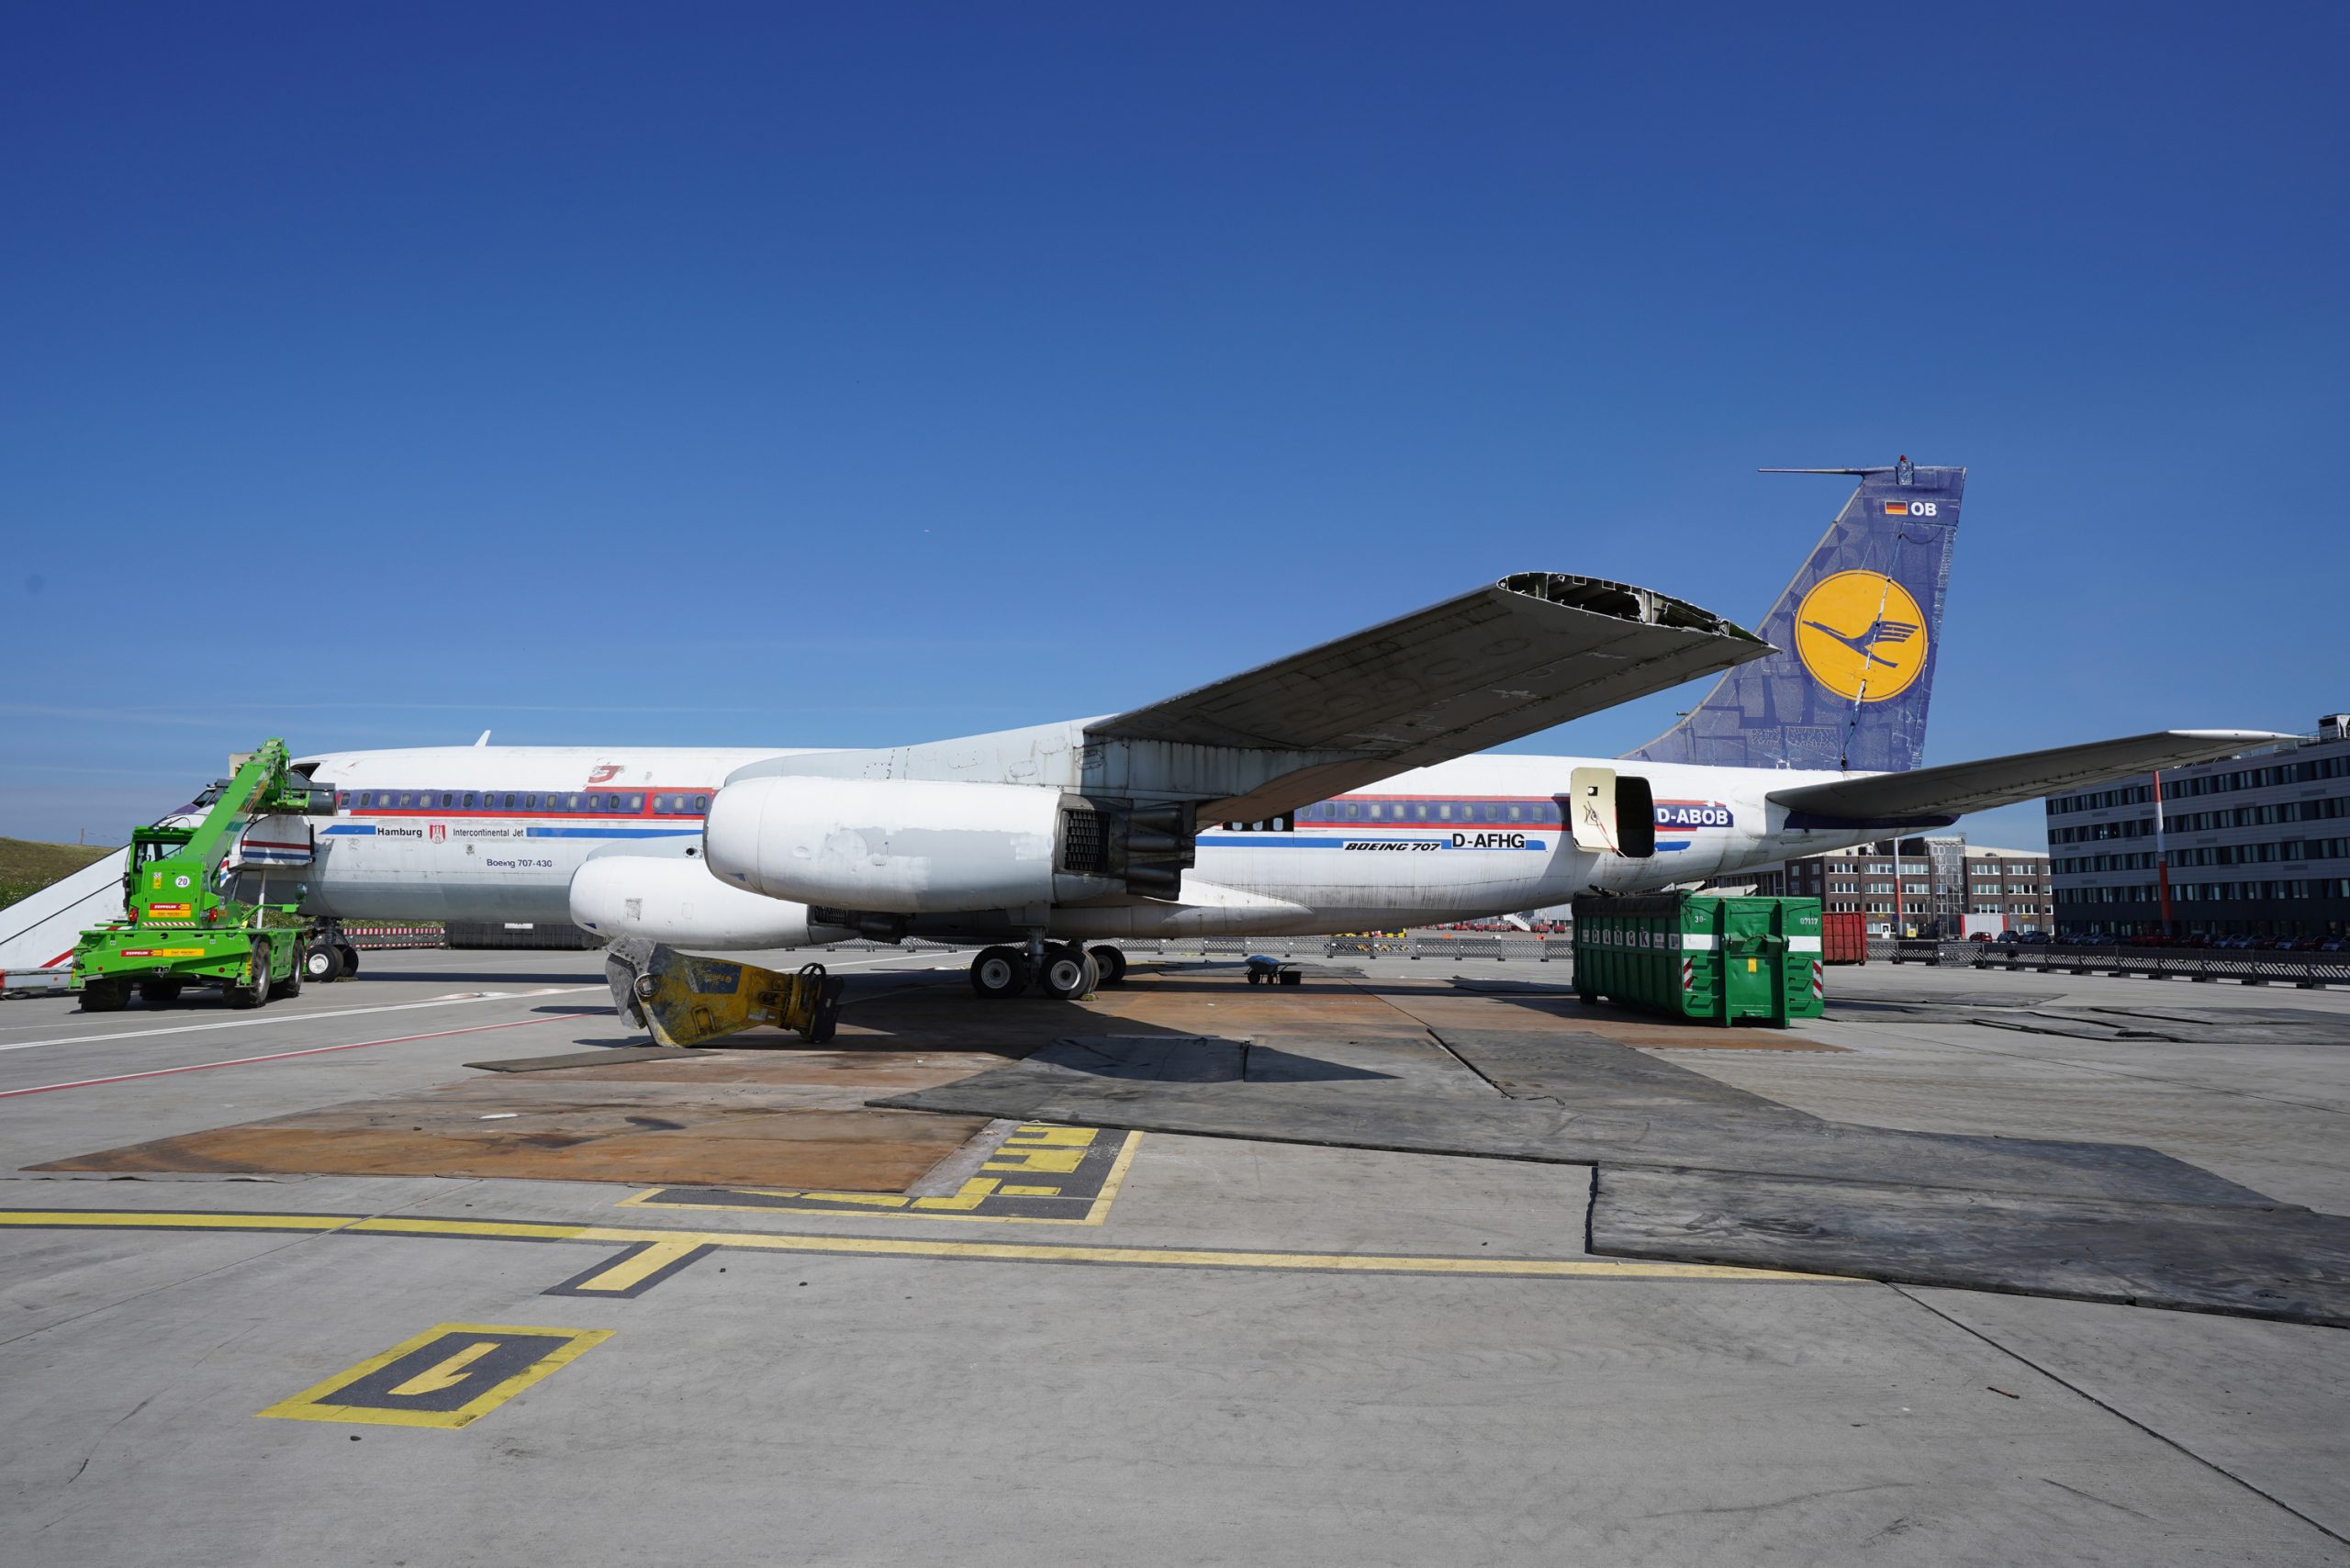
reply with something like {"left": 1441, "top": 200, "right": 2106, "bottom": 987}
{"left": 1794, "top": 571, "right": 1929, "bottom": 702}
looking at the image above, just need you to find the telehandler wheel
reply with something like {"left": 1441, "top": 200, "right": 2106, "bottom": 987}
{"left": 227, "top": 942, "right": 271, "bottom": 1010}
{"left": 270, "top": 954, "right": 304, "bottom": 1001}
{"left": 969, "top": 946, "right": 1031, "bottom": 999}
{"left": 80, "top": 980, "right": 129, "bottom": 1013}
{"left": 138, "top": 980, "right": 184, "bottom": 1005}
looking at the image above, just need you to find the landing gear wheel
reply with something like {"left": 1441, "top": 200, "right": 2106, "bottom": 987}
{"left": 227, "top": 942, "right": 271, "bottom": 1010}
{"left": 335, "top": 944, "right": 360, "bottom": 978}
{"left": 1088, "top": 945, "right": 1127, "bottom": 987}
{"left": 80, "top": 980, "right": 129, "bottom": 1013}
{"left": 138, "top": 980, "right": 184, "bottom": 1006}
{"left": 969, "top": 946, "right": 1032, "bottom": 999}
{"left": 1035, "top": 944, "right": 1094, "bottom": 1001}
{"left": 303, "top": 941, "right": 342, "bottom": 983}
{"left": 270, "top": 952, "right": 304, "bottom": 1001}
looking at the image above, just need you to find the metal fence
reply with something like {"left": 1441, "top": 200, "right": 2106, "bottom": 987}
{"left": 1862, "top": 935, "right": 2345, "bottom": 987}
{"left": 342, "top": 923, "right": 446, "bottom": 950}
{"left": 1966, "top": 943, "right": 2350, "bottom": 988}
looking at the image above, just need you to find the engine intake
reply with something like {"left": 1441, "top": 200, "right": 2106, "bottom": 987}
{"left": 568, "top": 855, "right": 855, "bottom": 949}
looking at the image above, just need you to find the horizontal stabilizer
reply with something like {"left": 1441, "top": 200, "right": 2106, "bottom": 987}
{"left": 1768, "top": 731, "right": 2293, "bottom": 824}
{"left": 1091, "top": 574, "right": 1769, "bottom": 820}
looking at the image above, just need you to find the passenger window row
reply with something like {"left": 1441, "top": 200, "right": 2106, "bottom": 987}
{"left": 1292, "top": 799, "right": 1565, "bottom": 825}
{"left": 337, "top": 790, "right": 711, "bottom": 815}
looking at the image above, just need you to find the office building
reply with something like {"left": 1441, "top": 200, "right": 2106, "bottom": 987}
{"left": 2046, "top": 715, "right": 2350, "bottom": 938}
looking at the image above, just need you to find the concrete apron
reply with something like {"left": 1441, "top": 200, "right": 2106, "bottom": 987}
{"left": 873, "top": 1027, "right": 2350, "bottom": 1329}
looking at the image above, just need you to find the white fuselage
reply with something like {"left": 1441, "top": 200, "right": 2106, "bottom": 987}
{"left": 293, "top": 745, "right": 1896, "bottom": 941}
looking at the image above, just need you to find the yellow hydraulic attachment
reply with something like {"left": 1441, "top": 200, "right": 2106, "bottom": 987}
{"left": 627, "top": 953, "right": 845, "bottom": 1048}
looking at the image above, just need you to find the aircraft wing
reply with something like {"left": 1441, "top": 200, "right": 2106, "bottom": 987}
{"left": 1766, "top": 730, "right": 2293, "bottom": 825}
{"left": 1088, "top": 573, "right": 1770, "bottom": 821}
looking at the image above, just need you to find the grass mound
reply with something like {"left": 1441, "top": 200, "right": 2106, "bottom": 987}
{"left": 0, "top": 837, "right": 119, "bottom": 911}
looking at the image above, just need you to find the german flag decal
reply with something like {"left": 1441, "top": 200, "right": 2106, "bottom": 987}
{"left": 1881, "top": 500, "right": 1911, "bottom": 515}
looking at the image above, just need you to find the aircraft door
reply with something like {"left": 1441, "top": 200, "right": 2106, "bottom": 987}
{"left": 1568, "top": 767, "right": 1616, "bottom": 851}
{"left": 1617, "top": 775, "right": 1655, "bottom": 857}
{"left": 1566, "top": 767, "right": 1655, "bottom": 858}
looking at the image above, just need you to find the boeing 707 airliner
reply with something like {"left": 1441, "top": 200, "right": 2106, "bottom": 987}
{"left": 246, "top": 461, "right": 2274, "bottom": 1002}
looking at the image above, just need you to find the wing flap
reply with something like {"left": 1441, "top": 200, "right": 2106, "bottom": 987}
{"left": 1767, "top": 731, "right": 2292, "bottom": 823}
{"left": 1089, "top": 573, "right": 1768, "bottom": 820}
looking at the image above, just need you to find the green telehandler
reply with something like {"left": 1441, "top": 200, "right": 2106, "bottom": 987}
{"left": 71, "top": 739, "right": 339, "bottom": 1012}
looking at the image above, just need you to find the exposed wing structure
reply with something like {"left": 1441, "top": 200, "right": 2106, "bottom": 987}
{"left": 1087, "top": 573, "right": 1769, "bottom": 821}
{"left": 1768, "top": 730, "right": 2292, "bottom": 826}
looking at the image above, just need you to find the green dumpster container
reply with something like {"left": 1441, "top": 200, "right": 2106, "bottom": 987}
{"left": 1571, "top": 893, "right": 1825, "bottom": 1026}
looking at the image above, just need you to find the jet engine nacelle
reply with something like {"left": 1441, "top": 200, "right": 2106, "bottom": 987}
{"left": 568, "top": 854, "right": 854, "bottom": 949}
{"left": 703, "top": 776, "right": 1112, "bottom": 914}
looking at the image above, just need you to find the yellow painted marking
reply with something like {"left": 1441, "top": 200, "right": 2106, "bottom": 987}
{"left": 0, "top": 1211, "right": 351, "bottom": 1233}
{"left": 1005, "top": 1126, "right": 1096, "bottom": 1147}
{"left": 256, "top": 1322, "right": 611, "bottom": 1429}
{"left": 610, "top": 1127, "right": 1146, "bottom": 1226}
{"left": 347, "top": 1216, "right": 591, "bottom": 1240}
{"left": 912, "top": 1177, "right": 1001, "bottom": 1211}
{"left": 566, "top": 1239, "right": 706, "bottom": 1294}
{"left": 574, "top": 1225, "right": 1842, "bottom": 1281}
{"left": 5, "top": 1205, "right": 1852, "bottom": 1284}
{"left": 1080, "top": 1128, "right": 1144, "bottom": 1225}
{"left": 388, "top": 1340, "right": 499, "bottom": 1395}
{"left": 984, "top": 1148, "right": 1086, "bottom": 1173}
{"left": 767, "top": 1190, "right": 911, "bottom": 1210}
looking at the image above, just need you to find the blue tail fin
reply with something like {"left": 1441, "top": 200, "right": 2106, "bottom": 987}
{"left": 1624, "top": 459, "right": 1963, "bottom": 773}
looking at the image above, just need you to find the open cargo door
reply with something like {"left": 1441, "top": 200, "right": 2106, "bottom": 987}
{"left": 1566, "top": 767, "right": 1654, "bottom": 857}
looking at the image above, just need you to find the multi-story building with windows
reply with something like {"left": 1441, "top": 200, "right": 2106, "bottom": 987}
{"left": 2046, "top": 715, "right": 2350, "bottom": 938}
{"left": 1748, "top": 838, "right": 2052, "bottom": 936}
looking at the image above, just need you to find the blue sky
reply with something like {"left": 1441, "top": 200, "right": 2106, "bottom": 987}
{"left": 6, "top": 2, "right": 2344, "bottom": 850}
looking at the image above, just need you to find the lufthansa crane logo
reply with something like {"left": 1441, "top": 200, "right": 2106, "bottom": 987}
{"left": 1794, "top": 571, "right": 1929, "bottom": 702}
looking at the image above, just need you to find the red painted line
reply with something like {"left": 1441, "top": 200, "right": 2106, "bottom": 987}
{"left": 342, "top": 818, "right": 699, "bottom": 827}
{"left": 0, "top": 1014, "right": 582, "bottom": 1100}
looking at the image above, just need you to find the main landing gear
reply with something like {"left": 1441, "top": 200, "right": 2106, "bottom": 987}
{"left": 968, "top": 942, "right": 1128, "bottom": 999}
